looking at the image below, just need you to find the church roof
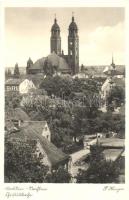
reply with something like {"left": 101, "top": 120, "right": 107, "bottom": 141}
{"left": 51, "top": 18, "right": 60, "bottom": 31}
{"left": 31, "top": 57, "right": 46, "bottom": 70}
{"left": 69, "top": 16, "right": 78, "bottom": 30}
{"left": 29, "top": 52, "right": 70, "bottom": 72}
{"left": 103, "top": 66, "right": 123, "bottom": 76}
{"left": 47, "top": 52, "right": 69, "bottom": 70}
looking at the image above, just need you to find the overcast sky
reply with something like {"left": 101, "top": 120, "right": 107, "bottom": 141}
{"left": 5, "top": 7, "right": 125, "bottom": 67}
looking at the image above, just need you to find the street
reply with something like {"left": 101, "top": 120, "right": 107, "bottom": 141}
{"left": 69, "top": 148, "right": 90, "bottom": 178}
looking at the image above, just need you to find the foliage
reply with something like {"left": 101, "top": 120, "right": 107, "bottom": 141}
{"left": 43, "top": 59, "right": 58, "bottom": 76}
{"left": 5, "top": 134, "right": 71, "bottom": 183}
{"left": 40, "top": 76, "right": 73, "bottom": 98}
{"left": 5, "top": 69, "right": 12, "bottom": 79}
{"left": 5, "top": 92, "right": 22, "bottom": 109}
{"left": 76, "top": 146, "right": 120, "bottom": 183}
{"left": 47, "top": 166, "right": 71, "bottom": 183}
{"left": 13, "top": 63, "right": 20, "bottom": 77}
{"left": 6, "top": 75, "right": 124, "bottom": 149}
{"left": 107, "top": 86, "right": 125, "bottom": 109}
{"left": 5, "top": 136, "right": 49, "bottom": 183}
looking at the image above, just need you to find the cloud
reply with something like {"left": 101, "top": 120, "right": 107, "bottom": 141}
{"left": 5, "top": 9, "right": 124, "bottom": 67}
{"left": 80, "top": 22, "right": 125, "bottom": 65}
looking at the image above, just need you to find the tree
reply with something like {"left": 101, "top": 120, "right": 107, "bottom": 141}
{"left": 107, "top": 86, "right": 125, "bottom": 109}
{"left": 81, "top": 64, "right": 85, "bottom": 72}
{"left": 40, "top": 76, "right": 73, "bottom": 98}
{"left": 5, "top": 133, "right": 71, "bottom": 183}
{"left": 5, "top": 68, "right": 12, "bottom": 79}
{"left": 76, "top": 146, "right": 120, "bottom": 183}
{"left": 47, "top": 166, "right": 71, "bottom": 183}
{"left": 14, "top": 63, "right": 20, "bottom": 77}
{"left": 5, "top": 136, "right": 49, "bottom": 183}
{"left": 43, "top": 59, "right": 56, "bottom": 77}
{"left": 5, "top": 92, "right": 22, "bottom": 109}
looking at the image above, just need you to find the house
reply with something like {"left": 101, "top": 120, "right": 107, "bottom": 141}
{"left": 5, "top": 78, "right": 22, "bottom": 92}
{"left": 19, "top": 79, "right": 36, "bottom": 94}
{"left": 5, "top": 107, "right": 30, "bottom": 129}
{"left": 102, "top": 149, "right": 124, "bottom": 162}
{"left": 6, "top": 120, "right": 70, "bottom": 171}
{"left": 90, "top": 138, "right": 125, "bottom": 162}
{"left": 5, "top": 107, "right": 70, "bottom": 170}
{"left": 5, "top": 78, "right": 36, "bottom": 94}
{"left": 72, "top": 72, "right": 89, "bottom": 79}
{"left": 95, "top": 138, "right": 124, "bottom": 149}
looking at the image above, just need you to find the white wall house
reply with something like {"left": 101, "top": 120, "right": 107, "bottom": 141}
{"left": 19, "top": 79, "right": 36, "bottom": 94}
{"left": 5, "top": 78, "right": 36, "bottom": 94}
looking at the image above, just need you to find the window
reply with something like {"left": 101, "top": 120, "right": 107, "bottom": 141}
{"left": 45, "top": 127, "right": 47, "bottom": 131}
{"left": 7, "top": 86, "right": 10, "bottom": 91}
{"left": 70, "top": 50, "right": 72, "bottom": 55}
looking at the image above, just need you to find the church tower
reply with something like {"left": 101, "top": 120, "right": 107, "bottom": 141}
{"left": 50, "top": 17, "right": 61, "bottom": 55}
{"left": 68, "top": 15, "right": 79, "bottom": 74}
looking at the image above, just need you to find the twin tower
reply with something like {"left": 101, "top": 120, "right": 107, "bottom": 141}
{"left": 50, "top": 16, "right": 79, "bottom": 74}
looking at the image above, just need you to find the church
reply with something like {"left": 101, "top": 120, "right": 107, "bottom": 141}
{"left": 26, "top": 15, "right": 79, "bottom": 75}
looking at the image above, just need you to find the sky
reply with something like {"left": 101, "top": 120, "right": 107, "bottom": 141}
{"left": 5, "top": 7, "right": 125, "bottom": 67}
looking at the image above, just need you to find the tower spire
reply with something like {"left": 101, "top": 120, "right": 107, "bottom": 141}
{"left": 112, "top": 53, "right": 114, "bottom": 64}
{"left": 54, "top": 13, "right": 57, "bottom": 23}
{"left": 72, "top": 12, "right": 74, "bottom": 21}
{"left": 51, "top": 13, "right": 61, "bottom": 55}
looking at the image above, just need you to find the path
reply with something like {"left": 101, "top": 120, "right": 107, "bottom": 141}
{"left": 69, "top": 148, "right": 90, "bottom": 177}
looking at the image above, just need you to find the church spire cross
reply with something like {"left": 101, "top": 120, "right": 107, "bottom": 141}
{"left": 72, "top": 12, "right": 74, "bottom": 22}
{"left": 54, "top": 13, "right": 57, "bottom": 23}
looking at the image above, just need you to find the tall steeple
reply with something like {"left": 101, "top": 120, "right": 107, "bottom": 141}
{"left": 111, "top": 54, "right": 116, "bottom": 69}
{"left": 68, "top": 13, "right": 79, "bottom": 74}
{"left": 50, "top": 15, "right": 61, "bottom": 55}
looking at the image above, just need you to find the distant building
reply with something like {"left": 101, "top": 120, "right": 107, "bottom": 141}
{"left": 5, "top": 78, "right": 36, "bottom": 94}
{"left": 100, "top": 56, "right": 125, "bottom": 110}
{"left": 5, "top": 78, "right": 22, "bottom": 92}
{"left": 90, "top": 138, "right": 125, "bottom": 162}
{"left": 26, "top": 15, "right": 79, "bottom": 75}
{"left": 73, "top": 72, "right": 89, "bottom": 79}
{"left": 103, "top": 56, "right": 125, "bottom": 78}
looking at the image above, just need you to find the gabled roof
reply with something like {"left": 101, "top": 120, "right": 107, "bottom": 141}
{"left": 21, "top": 121, "right": 47, "bottom": 132}
{"left": 8, "top": 121, "right": 69, "bottom": 166}
{"left": 98, "top": 138, "right": 124, "bottom": 148}
{"left": 103, "top": 149, "right": 124, "bottom": 161}
{"left": 5, "top": 108, "right": 30, "bottom": 121}
{"left": 5, "top": 78, "right": 23, "bottom": 86}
